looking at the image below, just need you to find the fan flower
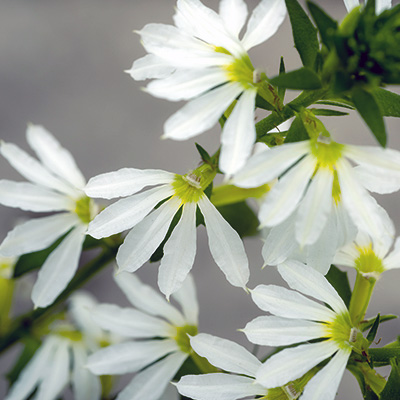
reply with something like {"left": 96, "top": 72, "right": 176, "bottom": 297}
{"left": 127, "top": 0, "right": 287, "bottom": 176}
{"left": 232, "top": 136, "right": 400, "bottom": 247}
{"left": 176, "top": 333, "right": 313, "bottom": 400}
{"left": 85, "top": 164, "right": 249, "bottom": 298}
{"left": 0, "top": 126, "right": 98, "bottom": 308}
{"left": 242, "top": 261, "right": 361, "bottom": 400}
{"left": 86, "top": 272, "right": 199, "bottom": 400}
{"left": 343, "top": 0, "right": 391, "bottom": 14}
{"left": 5, "top": 292, "right": 110, "bottom": 400}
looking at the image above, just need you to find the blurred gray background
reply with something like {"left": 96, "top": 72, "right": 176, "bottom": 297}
{"left": 0, "top": 0, "right": 399, "bottom": 398}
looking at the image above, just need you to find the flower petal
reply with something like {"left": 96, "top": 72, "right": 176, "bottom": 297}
{"left": 190, "top": 333, "right": 261, "bottom": 377}
{"left": 116, "top": 351, "right": 188, "bottom": 400}
{"left": 26, "top": 125, "right": 86, "bottom": 189}
{"left": 219, "top": 88, "right": 257, "bottom": 177}
{"left": 31, "top": 225, "right": 86, "bottom": 309}
{"left": 163, "top": 82, "right": 243, "bottom": 141}
{"left": 0, "top": 213, "right": 77, "bottom": 257}
{"left": 198, "top": 195, "right": 249, "bottom": 289}
{"left": 376, "top": 0, "right": 391, "bottom": 13}
{"left": 85, "top": 168, "right": 175, "bottom": 199}
{"left": 116, "top": 196, "right": 181, "bottom": 273}
{"left": 87, "top": 185, "right": 174, "bottom": 239}
{"left": 127, "top": 54, "right": 175, "bottom": 81}
{"left": 0, "top": 180, "right": 73, "bottom": 212}
{"left": 354, "top": 165, "right": 400, "bottom": 194}
{"left": 171, "top": 274, "right": 199, "bottom": 326}
{"left": 219, "top": 0, "right": 248, "bottom": 37}
{"left": 242, "top": 0, "right": 287, "bottom": 50}
{"left": 383, "top": 236, "right": 400, "bottom": 270}
{"left": 256, "top": 341, "right": 339, "bottom": 388}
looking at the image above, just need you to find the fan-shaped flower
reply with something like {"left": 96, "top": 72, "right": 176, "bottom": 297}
{"left": 86, "top": 273, "right": 199, "bottom": 400}
{"left": 127, "top": 0, "right": 287, "bottom": 176}
{"left": 242, "top": 261, "right": 360, "bottom": 400}
{"left": 0, "top": 126, "right": 98, "bottom": 308}
{"left": 85, "top": 165, "right": 249, "bottom": 298}
{"left": 343, "top": 0, "right": 391, "bottom": 14}
{"left": 233, "top": 137, "right": 399, "bottom": 247}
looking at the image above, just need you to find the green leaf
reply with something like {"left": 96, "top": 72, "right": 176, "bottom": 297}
{"left": 315, "top": 100, "right": 354, "bottom": 110}
{"left": 278, "top": 57, "right": 286, "bottom": 101}
{"left": 269, "top": 68, "right": 322, "bottom": 90}
{"left": 380, "top": 359, "right": 400, "bottom": 400}
{"left": 373, "top": 88, "right": 400, "bottom": 117}
{"left": 307, "top": 1, "right": 338, "bottom": 48}
{"left": 311, "top": 108, "right": 348, "bottom": 116}
{"left": 370, "top": 347, "right": 400, "bottom": 365}
{"left": 285, "top": 0, "right": 319, "bottom": 68}
{"left": 352, "top": 87, "right": 386, "bottom": 147}
{"left": 284, "top": 116, "right": 309, "bottom": 144}
{"left": 360, "top": 315, "right": 398, "bottom": 332}
{"left": 255, "top": 94, "right": 275, "bottom": 111}
{"left": 367, "top": 314, "right": 380, "bottom": 343}
{"left": 325, "top": 265, "right": 352, "bottom": 308}
{"left": 195, "top": 143, "right": 211, "bottom": 163}
{"left": 216, "top": 201, "right": 259, "bottom": 237}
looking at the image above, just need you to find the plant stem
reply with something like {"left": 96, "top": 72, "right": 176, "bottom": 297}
{"left": 349, "top": 272, "right": 376, "bottom": 325}
{"left": 0, "top": 245, "right": 118, "bottom": 354}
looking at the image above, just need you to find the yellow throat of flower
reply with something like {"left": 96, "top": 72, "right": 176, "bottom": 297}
{"left": 322, "top": 312, "right": 354, "bottom": 350}
{"left": 174, "top": 324, "right": 198, "bottom": 354}
{"left": 354, "top": 245, "right": 385, "bottom": 276}
{"left": 310, "top": 137, "right": 344, "bottom": 170}
{"left": 75, "top": 195, "right": 96, "bottom": 224}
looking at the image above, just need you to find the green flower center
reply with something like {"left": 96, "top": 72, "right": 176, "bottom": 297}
{"left": 310, "top": 139, "right": 344, "bottom": 169}
{"left": 57, "top": 329, "right": 83, "bottom": 342}
{"left": 322, "top": 312, "right": 353, "bottom": 350}
{"left": 75, "top": 196, "right": 95, "bottom": 224}
{"left": 174, "top": 324, "right": 198, "bottom": 354}
{"left": 354, "top": 245, "right": 385, "bottom": 275}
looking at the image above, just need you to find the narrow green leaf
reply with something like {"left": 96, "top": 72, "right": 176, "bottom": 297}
{"left": 315, "top": 100, "right": 354, "bottom": 110}
{"left": 284, "top": 116, "right": 309, "bottom": 143}
{"left": 255, "top": 94, "right": 275, "bottom": 111}
{"left": 285, "top": 0, "right": 319, "bottom": 68}
{"left": 269, "top": 68, "right": 322, "bottom": 90}
{"left": 367, "top": 314, "right": 380, "bottom": 343}
{"left": 325, "top": 265, "right": 352, "bottom": 308}
{"left": 307, "top": 1, "right": 338, "bottom": 48}
{"left": 352, "top": 87, "right": 386, "bottom": 147}
{"left": 195, "top": 143, "right": 211, "bottom": 163}
{"left": 370, "top": 347, "right": 400, "bottom": 364}
{"left": 311, "top": 108, "right": 348, "bottom": 116}
{"left": 360, "top": 315, "right": 397, "bottom": 332}
{"left": 373, "top": 88, "right": 400, "bottom": 117}
{"left": 278, "top": 57, "right": 286, "bottom": 101}
{"left": 380, "top": 359, "right": 400, "bottom": 400}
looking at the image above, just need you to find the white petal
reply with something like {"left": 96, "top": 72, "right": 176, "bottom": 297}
{"left": 158, "top": 202, "right": 197, "bottom": 299}
{"left": 34, "top": 338, "right": 70, "bottom": 400}
{"left": 32, "top": 225, "right": 86, "bottom": 308}
{"left": 233, "top": 140, "right": 309, "bottom": 188}
{"left": 26, "top": 125, "right": 86, "bottom": 189}
{"left": 376, "top": 0, "right": 391, "bottom": 13}
{"left": 116, "top": 197, "right": 181, "bottom": 273}
{"left": 251, "top": 284, "right": 336, "bottom": 321}
{"left": 91, "top": 303, "right": 174, "bottom": 338}
{"left": 146, "top": 69, "right": 227, "bottom": 101}
{"left": 127, "top": 54, "right": 175, "bottom": 81}
{"left": 259, "top": 155, "right": 316, "bottom": 227}
{"left": 116, "top": 351, "right": 188, "bottom": 400}
{"left": 5, "top": 336, "right": 58, "bottom": 400}
{"left": 278, "top": 260, "right": 348, "bottom": 315}
{"left": 219, "top": 89, "right": 257, "bottom": 176}
{"left": 198, "top": 195, "right": 249, "bottom": 289}
{"left": 244, "top": 315, "right": 326, "bottom": 347}
{"left": 295, "top": 167, "right": 333, "bottom": 246}
{"left": 87, "top": 185, "right": 174, "bottom": 239}
{"left": 0, "top": 213, "right": 78, "bottom": 257}
{"left": 242, "top": 0, "right": 287, "bottom": 50}
{"left": 302, "top": 348, "right": 351, "bottom": 400}
{"left": 343, "top": 0, "right": 359, "bottom": 12}
{"left": 87, "top": 340, "right": 179, "bottom": 375}
{"left": 383, "top": 237, "right": 400, "bottom": 270}
{"left": 256, "top": 341, "right": 339, "bottom": 388}
{"left": 0, "top": 180, "right": 73, "bottom": 212}
{"left": 219, "top": 0, "right": 248, "bottom": 37}
{"left": 177, "top": 374, "right": 265, "bottom": 400}
{"left": 190, "top": 333, "right": 261, "bottom": 377}
{"left": 163, "top": 83, "right": 243, "bottom": 140}
{"left": 0, "top": 141, "right": 77, "bottom": 196}
{"left": 85, "top": 168, "right": 175, "bottom": 199}
{"left": 334, "top": 202, "right": 357, "bottom": 248}
{"left": 114, "top": 272, "right": 185, "bottom": 326}
{"left": 171, "top": 274, "right": 199, "bottom": 326}
{"left": 71, "top": 343, "right": 102, "bottom": 400}
{"left": 353, "top": 164, "right": 400, "bottom": 194}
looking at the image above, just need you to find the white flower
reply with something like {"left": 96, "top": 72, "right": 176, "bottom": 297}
{"left": 86, "top": 272, "right": 199, "bottom": 400}
{"left": 5, "top": 292, "right": 107, "bottom": 400}
{"left": 343, "top": 0, "right": 391, "bottom": 14}
{"left": 177, "top": 333, "right": 307, "bottom": 400}
{"left": 232, "top": 137, "right": 399, "bottom": 247}
{"left": 85, "top": 166, "right": 249, "bottom": 298}
{"left": 334, "top": 230, "right": 400, "bottom": 278}
{"left": 0, "top": 125, "right": 98, "bottom": 308}
{"left": 243, "top": 261, "right": 358, "bottom": 400}
{"left": 127, "top": 0, "right": 287, "bottom": 176}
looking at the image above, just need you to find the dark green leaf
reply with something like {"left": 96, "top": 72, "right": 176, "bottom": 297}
{"left": 284, "top": 116, "right": 309, "bottom": 143}
{"left": 370, "top": 347, "right": 400, "bottom": 365}
{"left": 326, "top": 265, "right": 352, "bottom": 308}
{"left": 360, "top": 315, "right": 397, "bottom": 332}
{"left": 255, "top": 94, "right": 275, "bottom": 111}
{"left": 195, "top": 143, "right": 211, "bottom": 163}
{"left": 315, "top": 100, "right": 354, "bottom": 110}
{"left": 373, "top": 88, "right": 400, "bottom": 117}
{"left": 269, "top": 68, "right": 322, "bottom": 90}
{"left": 380, "top": 359, "right": 400, "bottom": 400}
{"left": 278, "top": 57, "right": 286, "bottom": 101}
{"left": 352, "top": 87, "right": 386, "bottom": 147}
{"left": 311, "top": 108, "right": 349, "bottom": 116}
{"left": 216, "top": 201, "right": 259, "bottom": 238}
{"left": 285, "top": 0, "right": 319, "bottom": 68}
{"left": 307, "top": 1, "right": 338, "bottom": 48}
{"left": 365, "top": 0, "right": 376, "bottom": 14}
{"left": 367, "top": 314, "right": 380, "bottom": 343}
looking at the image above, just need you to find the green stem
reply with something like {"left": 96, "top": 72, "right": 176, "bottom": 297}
{"left": 0, "top": 278, "right": 14, "bottom": 335}
{"left": 349, "top": 272, "right": 376, "bottom": 325}
{"left": 0, "top": 245, "right": 118, "bottom": 354}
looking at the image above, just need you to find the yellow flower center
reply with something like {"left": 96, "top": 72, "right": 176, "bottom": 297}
{"left": 57, "top": 329, "right": 83, "bottom": 342}
{"left": 310, "top": 139, "right": 344, "bottom": 170}
{"left": 174, "top": 324, "right": 198, "bottom": 354}
{"left": 354, "top": 245, "right": 385, "bottom": 275}
{"left": 75, "top": 196, "right": 96, "bottom": 224}
{"left": 322, "top": 312, "right": 353, "bottom": 350}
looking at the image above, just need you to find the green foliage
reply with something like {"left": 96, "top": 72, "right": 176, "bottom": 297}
{"left": 195, "top": 143, "right": 211, "bottom": 164}
{"left": 278, "top": 57, "right": 286, "bottom": 101}
{"left": 307, "top": 1, "right": 337, "bottom": 49}
{"left": 380, "top": 359, "right": 400, "bottom": 399}
{"left": 285, "top": 0, "right": 319, "bottom": 69}
{"left": 284, "top": 116, "right": 309, "bottom": 143}
{"left": 373, "top": 88, "right": 400, "bottom": 117}
{"left": 315, "top": 100, "right": 354, "bottom": 110}
{"left": 360, "top": 315, "right": 397, "bottom": 332}
{"left": 311, "top": 108, "right": 348, "bottom": 116}
{"left": 269, "top": 67, "right": 322, "bottom": 90}
{"left": 366, "top": 314, "right": 380, "bottom": 343}
{"left": 325, "top": 265, "right": 352, "bottom": 308}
